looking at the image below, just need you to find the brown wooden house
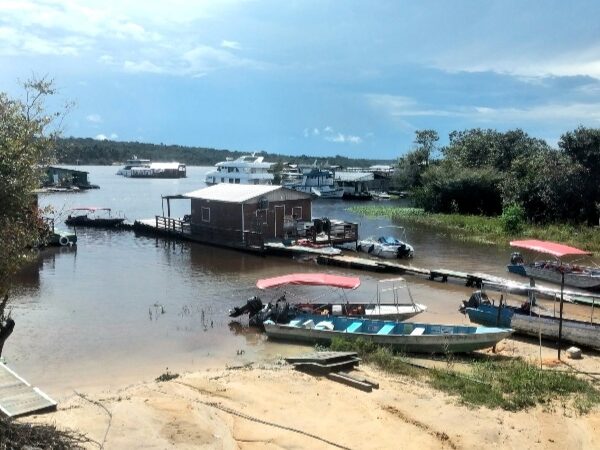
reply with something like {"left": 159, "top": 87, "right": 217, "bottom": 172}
{"left": 180, "top": 184, "right": 311, "bottom": 247}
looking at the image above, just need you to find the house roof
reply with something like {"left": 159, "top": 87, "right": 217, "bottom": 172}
{"left": 183, "top": 184, "right": 283, "bottom": 202}
{"left": 335, "top": 171, "right": 374, "bottom": 182}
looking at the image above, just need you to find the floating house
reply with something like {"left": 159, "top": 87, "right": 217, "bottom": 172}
{"left": 334, "top": 171, "right": 374, "bottom": 200}
{"left": 44, "top": 166, "right": 99, "bottom": 190}
{"left": 146, "top": 184, "right": 358, "bottom": 252}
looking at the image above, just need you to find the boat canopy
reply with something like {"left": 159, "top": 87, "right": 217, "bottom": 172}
{"left": 256, "top": 273, "right": 361, "bottom": 290}
{"left": 510, "top": 240, "right": 592, "bottom": 257}
{"left": 69, "top": 207, "right": 111, "bottom": 212}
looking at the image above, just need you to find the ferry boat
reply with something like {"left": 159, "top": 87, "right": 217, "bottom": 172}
{"left": 281, "top": 167, "right": 344, "bottom": 198}
{"left": 117, "top": 157, "right": 186, "bottom": 178}
{"left": 204, "top": 154, "right": 274, "bottom": 185}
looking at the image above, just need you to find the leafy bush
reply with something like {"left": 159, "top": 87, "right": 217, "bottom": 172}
{"left": 500, "top": 204, "right": 526, "bottom": 234}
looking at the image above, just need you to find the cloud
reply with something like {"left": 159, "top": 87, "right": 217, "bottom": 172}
{"left": 325, "top": 133, "right": 363, "bottom": 144}
{"left": 86, "top": 113, "right": 102, "bottom": 123}
{"left": 94, "top": 133, "right": 118, "bottom": 140}
{"left": 221, "top": 40, "right": 241, "bottom": 50}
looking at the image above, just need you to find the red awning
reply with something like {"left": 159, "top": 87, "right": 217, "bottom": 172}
{"left": 256, "top": 273, "right": 361, "bottom": 290}
{"left": 510, "top": 240, "right": 591, "bottom": 257}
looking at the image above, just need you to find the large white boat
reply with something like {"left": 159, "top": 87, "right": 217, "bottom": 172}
{"left": 117, "top": 157, "right": 186, "bottom": 178}
{"left": 204, "top": 155, "right": 274, "bottom": 185}
{"left": 281, "top": 167, "right": 344, "bottom": 198}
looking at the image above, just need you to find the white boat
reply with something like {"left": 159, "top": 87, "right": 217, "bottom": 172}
{"left": 282, "top": 168, "right": 344, "bottom": 198}
{"left": 117, "top": 158, "right": 186, "bottom": 178}
{"left": 507, "top": 240, "right": 600, "bottom": 290}
{"left": 204, "top": 154, "right": 274, "bottom": 185}
{"left": 116, "top": 157, "right": 151, "bottom": 176}
{"left": 358, "top": 227, "right": 414, "bottom": 259}
{"left": 229, "top": 273, "right": 427, "bottom": 326}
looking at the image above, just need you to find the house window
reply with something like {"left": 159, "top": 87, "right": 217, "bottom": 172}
{"left": 292, "top": 206, "right": 302, "bottom": 219}
{"left": 256, "top": 209, "right": 268, "bottom": 225}
{"left": 221, "top": 177, "right": 224, "bottom": 182}
{"left": 229, "top": 178, "right": 233, "bottom": 183}
{"left": 235, "top": 178, "right": 240, "bottom": 184}
{"left": 201, "top": 207, "right": 210, "bottom": 222}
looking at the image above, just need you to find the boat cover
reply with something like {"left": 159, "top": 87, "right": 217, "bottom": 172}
{"left": 510, "top": 240, "right": 591, "bottom": 257}
{"left": 256, "top": 273, "right": 361, "bottom": 290}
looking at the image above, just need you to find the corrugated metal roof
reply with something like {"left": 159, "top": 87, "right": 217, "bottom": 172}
{"left": 184, "top": 184, "right": 283, "bottom": 202}
{"left": 335, "top": 171, "right": 374, "bottom": 182}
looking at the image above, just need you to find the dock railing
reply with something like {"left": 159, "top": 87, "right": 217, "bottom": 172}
{"left": 155, "top": 216, "right": 191, "bottom": 235}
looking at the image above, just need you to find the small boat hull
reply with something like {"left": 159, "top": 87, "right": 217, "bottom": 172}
{"left": 523, "top": 265, "right": 600, "bottom": 290}
{"left": 464, "top": 303, "right": 600, "bottom": 350}
{"left": 65, "top": 216, "right": 125, "bottom": 228}
{"left": 264, "top": 315, "right": 512, "bottom": 354}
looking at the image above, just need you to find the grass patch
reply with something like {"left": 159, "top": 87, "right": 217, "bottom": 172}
{"left": 349, "top": 205, "right": 600, "bottom": 253}
{"left": 326, "top": 337, "right": 600, "bottom": 413}
{"left": 156, "top": 368, "right": 179, "bottom": 382}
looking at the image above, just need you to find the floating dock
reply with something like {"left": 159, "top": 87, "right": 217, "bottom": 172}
{"left": 0, "top": 363, "right": 56, "bottom": 417}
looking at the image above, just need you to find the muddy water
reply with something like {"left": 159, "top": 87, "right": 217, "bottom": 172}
{"left": 7, "top": 166, "right": 599, "bottom": 395}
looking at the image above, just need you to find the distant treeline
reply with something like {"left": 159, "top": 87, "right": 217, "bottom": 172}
{"left": 55, "top": 137, "right": 390, "bottom": 167}
{"left": 396, "top": 127, "right": 600, "bottom": 226}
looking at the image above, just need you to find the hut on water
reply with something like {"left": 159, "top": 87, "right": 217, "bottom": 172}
{"left": 162, "top": 184, "right": 312, "bottom": 248}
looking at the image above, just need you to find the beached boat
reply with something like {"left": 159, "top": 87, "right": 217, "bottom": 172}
{"left": 65, "top": 207, "right": 125, "bottom": 228}
{"left": 229, "top": 273, "right": 427, "bottom": 326}
{"left": 204, "top": 154, "right": 274, "bottom": 185}
{"left": 507, "top": 240, "right": 600, "bottom": 290}
{"left": 460, "top": 290, "right": 600, "bottom": 350}
{"left": 263, "top": 314, "right": 512, "bottom": 353}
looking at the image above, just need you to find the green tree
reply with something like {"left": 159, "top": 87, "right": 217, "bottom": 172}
{"left": 559, "top": 127, "right": 600, "bottom": 224}
{"left": 395, "top": 130, "right": 439, "bottom": 189}
{"left": 0, "top": 77, "right": 61, "bottom": 355}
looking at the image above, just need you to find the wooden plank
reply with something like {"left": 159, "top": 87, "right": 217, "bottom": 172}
{"left": 0, "top": 363, "right": 56, "bottom": 418}
{"left": 326, "top": 372, "right": 373, "bottom": 392}
{"left": 285, "top": 351, "right": 358, "bottom": 364}
{"left": 338, "top": 371, "right": 380, "bottom": 389}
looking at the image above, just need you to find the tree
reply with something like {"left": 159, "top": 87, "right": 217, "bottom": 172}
{"left": 0, "top": 77, "right": 61, "bottom": 355}
{"left": 559, "top": 127, "right": 600, "bottom": 224}
{"left": 394, "top": 130, "right": 439, "bottom": 189}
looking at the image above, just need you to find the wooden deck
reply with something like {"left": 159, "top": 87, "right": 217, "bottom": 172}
{"left": 0, "top": 363, "right": 56, "bottom": 417}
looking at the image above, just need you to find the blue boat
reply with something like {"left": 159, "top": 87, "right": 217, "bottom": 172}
{"left": 460, "top": 291, "right": 600, "bottom": 350}
{"left": 263, "top": 313, "right": 512, "bottom": 354}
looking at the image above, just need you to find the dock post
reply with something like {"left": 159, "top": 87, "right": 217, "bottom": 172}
{"left": 558, "top": 271, "right": 565, "bottom": 360}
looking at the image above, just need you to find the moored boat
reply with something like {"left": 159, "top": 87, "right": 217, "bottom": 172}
{"left": 460, "top": 290, "right": 600, "bottom": 350}
{"left": 229, "top": 273, "right": 427, "bottom": 326}
{"left": 263, "top": 314, "right": 512, "bottom": 353}
{"left": 65, "top": 207, "right": 125, "bottom": 228}
{"left": 204, "top": 154, "right": 274, "bottom": 185}
{"left": 507, "top": 240, "right": 600, "bottom": 290}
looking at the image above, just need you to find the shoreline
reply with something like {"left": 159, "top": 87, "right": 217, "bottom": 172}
{"left": 25, "top": 343, "right": 600, "bottom": 450}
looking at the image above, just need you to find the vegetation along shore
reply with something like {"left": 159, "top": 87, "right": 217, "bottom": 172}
{"left": 350, "top": 206, "right": 600, "bottom": 254}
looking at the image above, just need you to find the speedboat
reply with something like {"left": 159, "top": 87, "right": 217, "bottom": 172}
{"left": 358, "top": 236, "right": 414, "bottom": 259}
{"left": 65, "top": 207, "right": 125, "bottom": 228}
{"left": 229, "top": 273, "right": 427, "bottom": 327}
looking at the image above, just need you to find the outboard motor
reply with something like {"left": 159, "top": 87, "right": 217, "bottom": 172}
{"left": 510, "top": 252, "right": 524, "bottom": 265}
{"left": 459, "top": 290, "right": 491, "bottom": 313}
{"left": 229, "top": 296, "right": 264, "bottom": 318}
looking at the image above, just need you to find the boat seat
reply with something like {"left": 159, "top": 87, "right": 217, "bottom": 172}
{"left": 289, "top": 319, "right": 303, "bottom": 327}
{"left": 410, "top": 327, "right": 425, "bottom": 336}
{"left": 377, "top": 324, "right": 395, "bottom": 335}
{"left": 345, "top": 322, "right": 362, "bottom": 333}
{"left": 302, "top": 319, "right": 315, "bottom": 329}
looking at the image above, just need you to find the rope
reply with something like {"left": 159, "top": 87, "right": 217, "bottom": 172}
{"left": 176, "top": 381, "right": 353, "bottom": 450}
{"left": 74, "top": 391, "right": 112, "bottom": 449}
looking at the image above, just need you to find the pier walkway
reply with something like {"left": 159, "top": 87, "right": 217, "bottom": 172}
{"left": 0, "top": 363, "right": 56, "bottom": 417}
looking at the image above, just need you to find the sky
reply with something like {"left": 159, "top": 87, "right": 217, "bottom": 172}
{"left": 2, "top": 0, "right": 600, "bottom": 159}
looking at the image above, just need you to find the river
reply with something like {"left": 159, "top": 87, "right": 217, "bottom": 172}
{"left": 7, "top": 166, "right": 596, "bottom": 395}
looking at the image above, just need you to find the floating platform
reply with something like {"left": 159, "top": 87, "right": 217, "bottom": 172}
{"left": 0, "top": 363, "right": 56, "bottom": 417}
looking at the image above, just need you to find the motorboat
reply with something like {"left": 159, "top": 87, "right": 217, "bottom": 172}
{"left": 263, "top": 314, "right": 512, "bottom": 354}
{"left": 358, "top": 227, "right": 414, "bottom": 259}
{"left": 117, "top": 157, "right": 186, "bottom": 178}
{"left": 282, "top": 168, "right": 344, "bottom": 199}
{"left": 204, "top": 154, "right": 274, "bottom": 185}
{"left": 507, "top": 240, "right": 600, "bottom": 290}
{"left": 229, "top": 273, "right": 427, "bottom": 327}
{"left": 65, "top": 207, "right": 125, "bottom": 228}
{"left": 460, "top": 290, "right": 600, "bottom": 350}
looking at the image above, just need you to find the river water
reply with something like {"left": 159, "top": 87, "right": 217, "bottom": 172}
{"left": 7, "top": 166, "right": 596, "bottom": 395}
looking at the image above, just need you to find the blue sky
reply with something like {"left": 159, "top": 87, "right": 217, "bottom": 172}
{"left": 2, "top": 0, "right": 600, "bottom": 159}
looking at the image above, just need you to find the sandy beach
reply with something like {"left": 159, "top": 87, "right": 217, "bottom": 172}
{"left": 26, "top": 337, "right": 600, "bottom": 450}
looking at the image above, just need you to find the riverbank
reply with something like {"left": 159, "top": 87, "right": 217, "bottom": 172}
{"left": 350, "top": 206, "right": 600, "bottom": 254}
{"left": 24, "top": 342, "right": 600, "bottom": 449}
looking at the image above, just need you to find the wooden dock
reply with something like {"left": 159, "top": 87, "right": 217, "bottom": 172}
{"left": 0, "top": 363, "right": 56, "bottom": 417}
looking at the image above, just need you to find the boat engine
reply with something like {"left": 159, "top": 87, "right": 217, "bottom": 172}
{"left": 459, "top": 290, "right": 491, "bottom": 313}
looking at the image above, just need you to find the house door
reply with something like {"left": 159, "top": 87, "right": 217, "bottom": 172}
{"left": 274, "top": 205, "right": 285, "bottom": 238}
